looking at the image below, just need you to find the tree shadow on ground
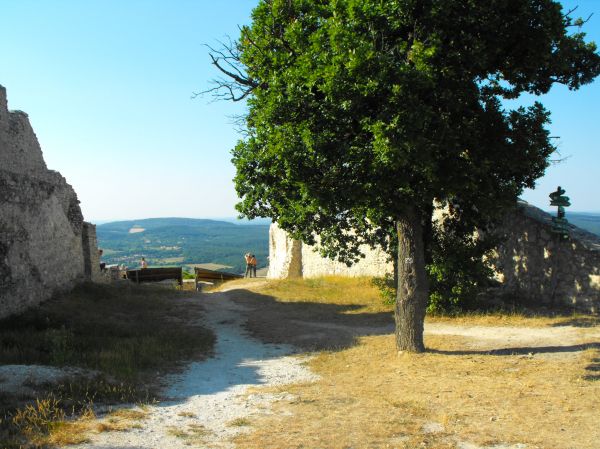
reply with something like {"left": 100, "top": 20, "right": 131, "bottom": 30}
{"left": 550, "top": 316, "right": 600, "bottom": 328}
{"left": 584, "top": 354, "right": 600, "bottom": 381}
{"left": 428, "top": 342, "right": 600, "bottom": 356}
{"left": 227, "top": 288, "right": 394, "bottom": 351}
{"left": 147, "top": 288, "right": 395, "bottom": 411}
{"left": 226, "top": 288, "right": 600, "bottom": 356}
{"left": 152, "top": 287, "right": 599, "bottom": 409}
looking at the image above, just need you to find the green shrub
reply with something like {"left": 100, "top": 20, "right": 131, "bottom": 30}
{"left": 371, "top": 224, "right": 496, "bottom": 314}
{"left": 371, "top": 275, "right": 396, "bottom": 306}
{"left": 426, "top": 221, "right": 496, "bottom": 314}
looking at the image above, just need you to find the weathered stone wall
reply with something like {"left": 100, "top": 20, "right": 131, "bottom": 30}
{"left": 0, "top": 85, "right": 100, "bottom": 319}
{"left": 300, "top": 238, "right": 393, "bottom": 278}
{"left": 490, "top": 201, "right": 600, "bottom": 313}
{"left": 267, "top": 224, "right": 303, "bottom": 279}
{"left": 82, "top": 222, "right": 106, "bottom": 283}
{"left": 267, "top": 223, "right": 393, "bottom": 279}
{"left": 268, "top": 201, "right": 600, "bottom": 313}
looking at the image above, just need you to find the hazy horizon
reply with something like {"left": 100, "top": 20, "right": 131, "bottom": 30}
{"left": 92, "top": 216, "right": 274, "bottom": 226}
{"left": 90, "top": 210, "right": 600, "bottom": 227}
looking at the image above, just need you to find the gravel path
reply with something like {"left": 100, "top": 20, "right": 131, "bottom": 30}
{"left": 73, "top": 286, "right": 317, "bottom": 449}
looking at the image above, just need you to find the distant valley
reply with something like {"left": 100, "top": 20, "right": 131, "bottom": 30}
{"left": 567, "top": 212, "right": 600, "bottom": 237}
{"left": 96, "top": 217, "right": 269, "bottom": 274}
{"left": 95, "top": 212, "right": 600, "bottom": 276}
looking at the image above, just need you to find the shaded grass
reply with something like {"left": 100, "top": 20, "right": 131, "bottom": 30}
{"left": 0, "top": 282, "right": 214, "bottom": 448}
{"left": 238, "top": 276, "right": 392, "bottom": 315}
{"left": 0, "top": 282, "right": 214, "bottom": 380}
{"left": 234, "top": 336, "right": 600, "bottom": 449}
{"left": 236, "top": 277, "right": 597, "bottom": 327}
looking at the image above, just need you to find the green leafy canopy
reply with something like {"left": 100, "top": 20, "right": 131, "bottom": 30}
{"left": 228, "top": 0, "right": 599, "bottom": 264}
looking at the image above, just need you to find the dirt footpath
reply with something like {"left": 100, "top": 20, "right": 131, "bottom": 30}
{"left": 72, "top": 284, "right": 316, "bottom": 449}
{"left": 72, "top": 282, "right": 599, "bottom": 449}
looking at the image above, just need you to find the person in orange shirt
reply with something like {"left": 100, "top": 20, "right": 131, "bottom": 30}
{"left": 250, "top": 254, "right": 257, "bottom": 278}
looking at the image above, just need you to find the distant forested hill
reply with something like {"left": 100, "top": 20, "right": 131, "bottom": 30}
{"left": 567, "top": 212, "right": 600, "bottom": 237}
{"left": 96, "top": 218, "right": 269, "bottom": 274}
{"left": 96, "top": 213, "right": 598, "bottom": 275}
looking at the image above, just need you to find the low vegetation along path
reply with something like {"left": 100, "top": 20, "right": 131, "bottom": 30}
{"left": 75, "top": 281, "right": 599, "bottom": 449}
{"left": 74, "top": 282, "right": 316, "bottom": 449}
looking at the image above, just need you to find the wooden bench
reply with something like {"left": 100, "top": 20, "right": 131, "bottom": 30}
{"left": 194, "top": 267, "right": 243, "bottom": 290}
{"left": 126, "top": 267, "right": 183, "bottom": 286}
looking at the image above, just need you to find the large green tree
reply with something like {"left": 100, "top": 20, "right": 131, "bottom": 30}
{"left": 209, "top": 0, "right": 599, "bottom": 352}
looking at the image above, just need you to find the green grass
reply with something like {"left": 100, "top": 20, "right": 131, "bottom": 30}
{"left": 0, "top": 282, "right": 214, "bottom": 448}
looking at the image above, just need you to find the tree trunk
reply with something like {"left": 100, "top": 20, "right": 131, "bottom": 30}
{"left": 395, "top": 205, "right": 429, "bottom": 353}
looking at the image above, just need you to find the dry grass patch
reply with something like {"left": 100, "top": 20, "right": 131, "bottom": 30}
{"left": 105, "top": 407, "right": 148, "bottom": 422}
{"left": 94, "top": 407, "right": 149, "bottom": 433}
{"left": 426, "top": 311, "right": 600, "bottom": 328}
{"left": 6, "top": 397, "right": 96, "bottom": 448}
{"left": 167, "top": 423, "right": 210, "bottom": 443}
{"left": 234, "top": 334, "right": 600, "bottom": 449}
{"left": 242, "top": 276, "right": 392, "bottom": 315}
{"left": 42, "top": 414, "right": 96, "bottom": 447}
{"left": 228, "top": 417, "right": 251, "bottom": 427}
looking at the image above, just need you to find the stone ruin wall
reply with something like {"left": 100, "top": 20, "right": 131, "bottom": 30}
{"left": 267, "top": 224, "right": 303, "bottom": 279}
{"left": 267, "top": 223, "right": 394, "bottom": 279}
{"left": 491, "top": 201, "right": 600, "bottom": 313}
{"left": 268, "top": 201, "right": 600, "bottom": 313}
{"left": 0, "top": 85, "right": 101, "bottom": 319}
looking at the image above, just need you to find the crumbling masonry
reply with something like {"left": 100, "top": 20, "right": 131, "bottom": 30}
{"left": 268, "top": 201, "right": 600, "bottom": 313}
{"left": 0, "top": 85, "right": 101, "bottom": 319}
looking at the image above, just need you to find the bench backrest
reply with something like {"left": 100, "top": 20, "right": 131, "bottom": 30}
{"left": 194, "top": 267, "right": 243, "bottom": 282}
{"left": 127, "top": 267, "right": 183, "bottom": 285}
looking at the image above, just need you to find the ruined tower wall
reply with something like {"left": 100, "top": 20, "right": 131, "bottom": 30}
{"left": 0, "top": 85, "right": 100, "bottom": 319}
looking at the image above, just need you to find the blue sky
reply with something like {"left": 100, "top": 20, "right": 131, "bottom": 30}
{"left": 1, "top": 0, "right": 598, "bottom": 222}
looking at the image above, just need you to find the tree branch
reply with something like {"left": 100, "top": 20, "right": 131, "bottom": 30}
{"left": 194, "top": 38, "right": 259, "bottom": 102}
